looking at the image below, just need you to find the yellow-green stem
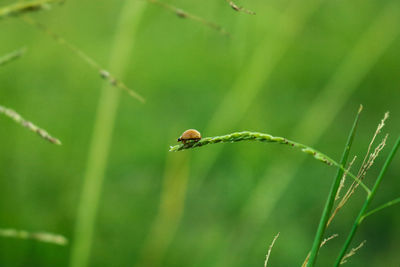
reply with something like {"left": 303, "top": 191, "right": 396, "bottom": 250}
{"left": 69, "top": 2, "right": 146, "bottom": 267}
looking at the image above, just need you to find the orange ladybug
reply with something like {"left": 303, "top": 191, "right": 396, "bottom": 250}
{"left": 177, "top": 129, "right": 201, "bottom": 144}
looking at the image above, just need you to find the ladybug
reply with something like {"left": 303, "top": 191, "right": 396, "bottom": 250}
{"left": 177, "top": 129, "right": 201, "bottom": 144}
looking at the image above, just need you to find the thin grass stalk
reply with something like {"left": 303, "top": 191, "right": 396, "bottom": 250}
{"left": 0, "top": 228, "right": 67, "bottom": 245}
{"left": 306, "top": 106, "right": 362, "bottom": 267}
{"left": 21, "top": 15, "right": 145, "bottom": 102}
{"left": 225, "top": 0, "right": 255, "bottom": 15}
{"left": 0, "top": 47, "right": 26, "bottom": 66}
{"left": 0, "top": 0, "right": 62, "bottom": 19}
{"left": 334, "top": 136, "right": 400, "bottom": 266}
{"left": 361, "top": 196, "right": 400, "bottom": 220}
{"left": 264, "top": 232, "right": 280, "bottom": 267}
{"left": 0, "top": 104, "right": 61, "bottom": 145}
{"left": 69, "top": 2, "right": 146, "bottom": 267}
{"left": 146, "top": 0, "right": 228, "bottom": 35}
{"left": 170, "top": 130, "right": 370, "bottom": 193}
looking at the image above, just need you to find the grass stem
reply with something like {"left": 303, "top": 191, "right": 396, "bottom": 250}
{"left": 170, "top": 129, "right": 370, "bottom": 194}
{"left": 69, "top": 2, "right": 146, "bottom": 267}
{"left": 306, "top": 106, "right": 362, "bottom": 266}
{"left": 146, "top": 0, "right": 228, "bottom": 35}
{"left": 360, "top": 197, "right": 400, "bottom": 221}
{"left": 0, "top": 104, "right": 61, "bottom": 145}
{"left": 334, "top": 136, "right": 400, "bottom": 266}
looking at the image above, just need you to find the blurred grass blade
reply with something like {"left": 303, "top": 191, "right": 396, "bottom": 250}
{"left": 0, "top": 0, "right": 63, "bottom": 19}
{"left": 0, "top": 105, "right": 61, "bottom": 145}
{"left": 0, "top": 47, "right": 26, "bottom": 67}
{"left": 194, "top": 0, "right": 326, "bottom": 189}
{"left": 69, "top": 2, "right": 146, "bottom": 267}
{"left": 361, "top": 197, "right": 400, "bottom": 220}
{"left": 0, "top": 228, "right": 68, "bottom": 245}
{"left": 147, "top": 0, "right": 228, "bottom": 35}
{"left": 307, "top": 106, "right": 362, "bottom": 267}
{"left": 335, "top": 136, "right": 400, "bottom": 266}
{"left": 136, "top": 153, "right": 190, "bottom": 267}
{"left": 22, "top": 15, "right": 145, "bottom": 102}
{"left": 226, "top": 0, "right": 256, "bottom": 15}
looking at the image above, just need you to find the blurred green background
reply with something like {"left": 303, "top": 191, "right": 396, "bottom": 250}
{"left": 1, "top": 0, "right": 400, "bottom": 266}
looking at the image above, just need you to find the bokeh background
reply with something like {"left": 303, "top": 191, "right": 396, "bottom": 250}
{"left": 1, "top": 0, "right": 400, "bottom": 266}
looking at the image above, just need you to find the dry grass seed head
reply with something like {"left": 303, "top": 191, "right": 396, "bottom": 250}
{"left": 301, "top": 234, "right": 339, "bottom": 267}
{"left": 340, "top": 240, "right": 366, "bottom": 265}
{"left": 264, "top": 232, "right": 280, "bottom": 267}
{"left": 328, "top": 112, "right": 389, "bottom": 227}
{"left": 335, "top": 156, "right": 357, "bottom": 201}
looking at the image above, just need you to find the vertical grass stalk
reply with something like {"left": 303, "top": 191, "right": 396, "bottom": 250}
{"left": 69, "top": 2, "right": 146, "bottom": 267}
{"left": 334, "top": 136, "right": 400, "bottom": 266}
{"left": 306, "top": 106, "right": 362, "bottom": 267}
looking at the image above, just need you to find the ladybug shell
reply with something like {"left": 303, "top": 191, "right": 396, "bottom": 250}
{"left": 178, "top": 129, "right": 201, "bottom": 141}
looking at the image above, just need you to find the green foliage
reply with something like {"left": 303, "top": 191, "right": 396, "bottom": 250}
{"left": 1, "top": 0, "right": 400, "bottom": 266}
{"left": 335, "top": 136, "right": 400, "bottom": 266}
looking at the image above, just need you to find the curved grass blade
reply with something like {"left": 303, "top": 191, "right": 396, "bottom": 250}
{"left": 0, "top": 47, "right": 26, "bottom": 67}
{"left": 361, "top": 197, "right": 400, "bottom": 221}
{"left": 264, "top": 232, "right": 280, "bottom": 267}
{"left": 170, "top": 130, "right": 370, "bottom": 194}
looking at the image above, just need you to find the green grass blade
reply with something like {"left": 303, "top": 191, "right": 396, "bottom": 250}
{"left": 306, "top": 106, "right": 362, "bottom": 267}
{"left": 361, "top": 197, "right": 400, "bottom": 221}
{"left": 170, "top": 131, "right": 342, "bottom": 166}
{"left": 0, "top": 47, "right": 26, "bottom": 66}
{"left": 68, "top": 2, "right": 146, "bottom": 267}
{"left": 170, "top": 129, "right": 370, "bottom": 194}
{"left": 335, "top": 136, "right": 400, "bottom": 266}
